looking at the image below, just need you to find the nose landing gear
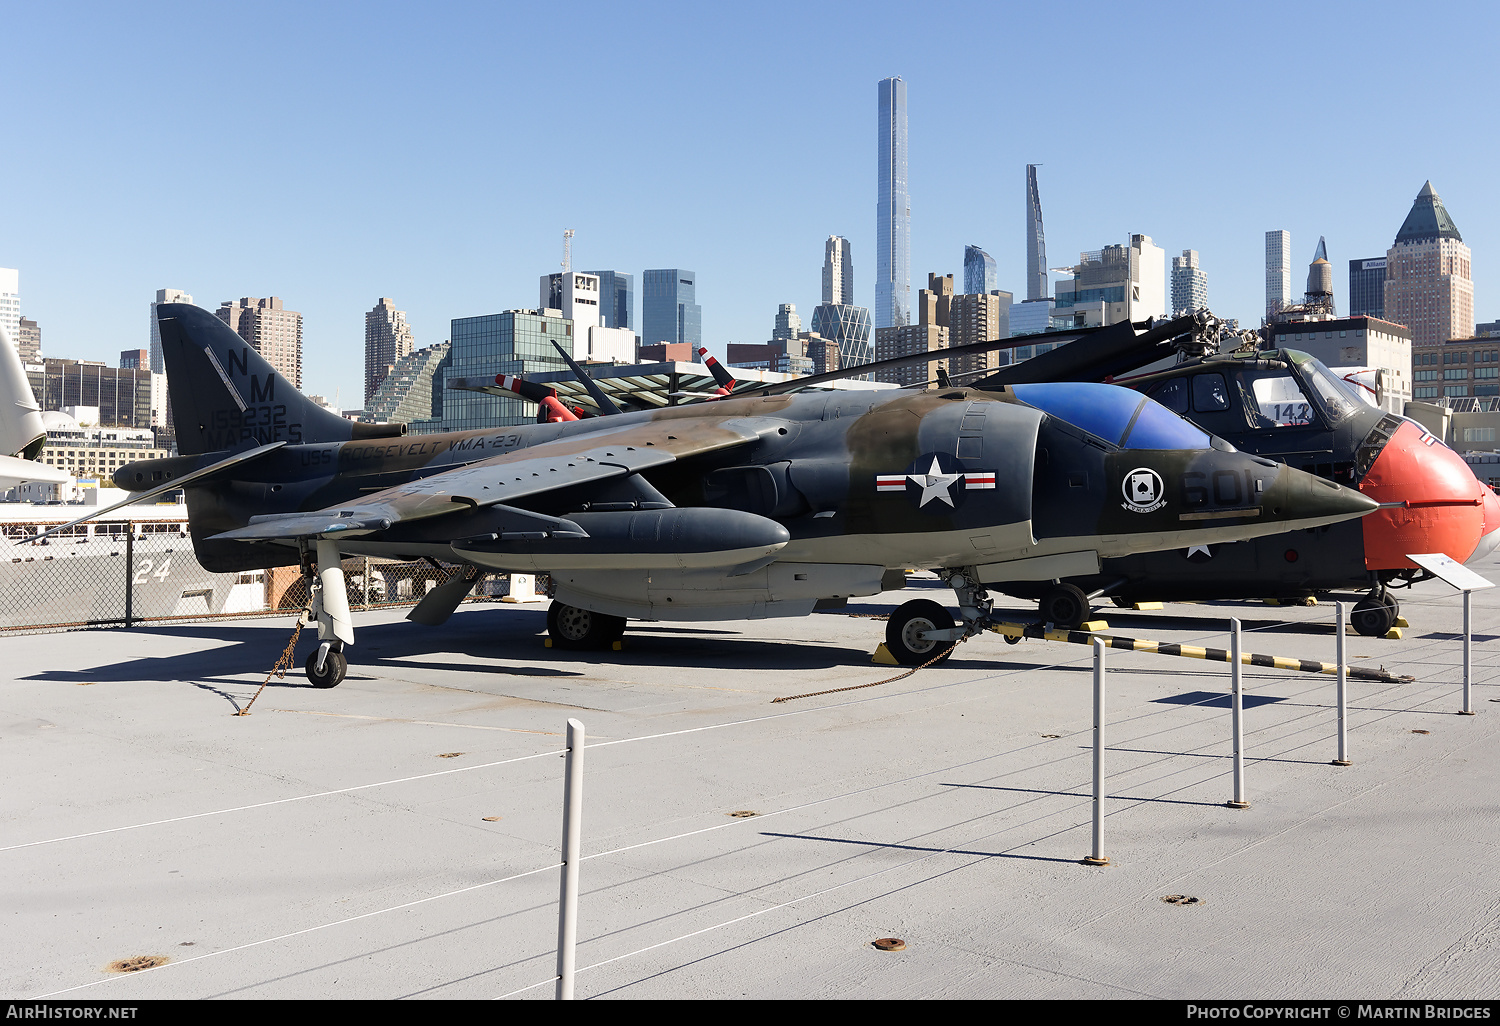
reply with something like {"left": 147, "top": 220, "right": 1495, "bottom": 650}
{"left": 302, "top": 539, "right": 355, "bottom": 686}
{"left": 1351, "top": 587, "right": 1400, "bottom": 638}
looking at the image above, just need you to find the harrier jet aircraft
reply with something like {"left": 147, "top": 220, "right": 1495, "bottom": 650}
{"left": 42, "top": 304, "right": 1378, "bottom": 685}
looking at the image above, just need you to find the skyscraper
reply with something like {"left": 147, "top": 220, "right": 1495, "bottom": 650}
{"left": 642, "top": 269, "right": 701, "bottom": 348}
{"left": 1384, "top": 181, "right": 1473, "bottom": 349}
{"left": 582, "top": 271, "right": 634, "bottom": 331}
{"left": 773, "top": 303, "right": 802, "bottom": 341}
{"left": 1266, "top": 230, "right": 1291, "bottom": 317}
{"left": 16, "top": 317, "right": 40, "bottom": 362}
{"left": 823, "top": 236, "right": 853, "bottom": 306}
{"left": 875, "top": 273, "right": 948, "bottom": 386}
{"left": 876, "top": 77, "right": 909, "bottom": 330}
{"left": 1025, "top": 166, "right": 1048, "bottom": 301}
{"left": 1349, "top": 258, "right": 1388, "bottom": 319}
{"left": 1171, "top": 250, "right": 1208, "bottom": 315}
{"left": 364, "top": 297, "right": 415, "bottom": 405}
{"left": 150, "top": 288, "right": 192, "bottom": 373}
{"left": 0, "top": 268, "right": 19, "bottom": 350}
{"left": 811, "top": 303, "right": 873, "bottom": 370}
{"left": 964, "top": 245, "right": 997, "bottom": 297}
{"left": 216, "top": 297, "right": 303, "bottom": 389}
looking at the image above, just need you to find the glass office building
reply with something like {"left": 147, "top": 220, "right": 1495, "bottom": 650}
{"left": 1349, "top": 258, "right": 1387, "bottom": 319}
{"left": 811, "top": 303, "right": 873, "bottom": 369}
{"left": 583, "top": 270, "right": 634, "bottom": 331}
{"left": 642, "top": 269, "right": 701, "bottom": 348}
{"left": 876, "top": 77, "right": 909, "bottom": 330}
{"left": 414, "top": 311, "right": 574, "bottom": 433}
{"left": 964, "top": 245, "right": 997, "bottom": 296}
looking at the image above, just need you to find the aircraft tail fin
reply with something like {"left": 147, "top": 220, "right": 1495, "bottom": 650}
{"left": 156, "top": 303, "right": 404, "bottom": 455}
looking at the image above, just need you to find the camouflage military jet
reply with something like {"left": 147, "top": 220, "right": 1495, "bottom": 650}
{"left": 41, "top": 303, "right": 1378, "bottom": 685}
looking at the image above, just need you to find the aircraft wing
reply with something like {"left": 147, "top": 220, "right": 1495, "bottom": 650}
{"left": 209, "top": 417, "right": 771, "bottom": 543}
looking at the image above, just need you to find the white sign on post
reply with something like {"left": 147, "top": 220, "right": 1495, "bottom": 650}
{"left": 1405, "top": 553, "right": 1494, "bottom": 592}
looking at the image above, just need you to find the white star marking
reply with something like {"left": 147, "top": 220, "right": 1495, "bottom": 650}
{"left": 1186, "top": 545, "right": 1212, "bottom": 559}
{"left": 908, "top": 456, "right": 963, "bottom": 508}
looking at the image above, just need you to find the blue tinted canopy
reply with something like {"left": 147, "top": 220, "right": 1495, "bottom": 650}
{"left": 1011, "top": 382, "right": 1211, "bottom": 450}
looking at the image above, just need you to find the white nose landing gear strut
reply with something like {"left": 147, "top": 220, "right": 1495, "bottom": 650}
{"left": 306, "top": 538, "right": 354, "bottom": 688}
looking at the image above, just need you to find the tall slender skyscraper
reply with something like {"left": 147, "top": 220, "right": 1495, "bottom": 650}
{"left": 1266, "top": 230, "right": 1291, "bottom": 317}
{"left": 876, "top": 77, "right": 909, "bottom": 330}
{"left": 1025, "top": 166, "right": 1048, "bottom": 301}
{"left": 964, "top": 245, "right": 997, "bottom": 296}
{"left": 823, "top": 236, "right": 853, "bottom": 306}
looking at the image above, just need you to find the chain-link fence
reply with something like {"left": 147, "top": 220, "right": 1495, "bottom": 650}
{"left": 0, "top": 521, "right": 534, "bottom": 635}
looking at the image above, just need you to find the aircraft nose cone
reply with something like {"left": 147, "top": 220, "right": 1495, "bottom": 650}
{"left": 1359, "top": 420, "right": 1487, "bottom": 568}
{"left": 1267, "top": 464, "right": 1380, "bottom": 528}
{"left": 1466, "top": 487, "right": 1500, "bottom": 565}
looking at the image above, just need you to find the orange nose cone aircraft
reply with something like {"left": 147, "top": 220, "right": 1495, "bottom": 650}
{"left": 1359, "top": 419, "right": 1492, "bottom": 569}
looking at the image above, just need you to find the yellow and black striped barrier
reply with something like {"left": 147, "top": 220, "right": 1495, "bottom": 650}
{"left": 988, "top": 621, "right": 1412, "bottom": 685}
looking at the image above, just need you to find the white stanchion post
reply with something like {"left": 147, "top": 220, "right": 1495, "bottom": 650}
{"left": 1333, "top": 603, "right": 1351, "bottom": 766}
{"left": 1082, "top": 638, "right": 1110, "bottom": 866}
{"left": 1227, "top": 617, "right": 1249, "bottom": 809}
{"left": 1462, "top": 590, "right": 1475, "bottom": 715}
{"left": 556, "top": 718, "right": 585, "bottom": 1000}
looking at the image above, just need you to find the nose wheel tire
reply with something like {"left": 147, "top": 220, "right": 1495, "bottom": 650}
{"left": 886, "top": 599, "right": 956, "bottom": 666}
{"left": 1350, "top": 597, "right": 1395, "bottom": 638}
{"left": 547, "top": 601, "right": 627, "bottom": 650}
{"left": 305, "top": 647, "right": 348, "bottom": 688}
{"left": 1039, "top": 583, "right": 1089, "bottom": 629}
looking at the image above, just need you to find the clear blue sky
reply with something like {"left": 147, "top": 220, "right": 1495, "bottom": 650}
{"left": 3, "top": 0, "right": 1496, "bottom": 406}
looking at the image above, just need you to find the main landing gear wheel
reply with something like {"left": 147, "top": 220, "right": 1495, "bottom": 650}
{"left": 1351, "top": 594, "right": 1397, "bottom": 637}
{"left": 547, "top": 601, "right": 627, "bottom": 650}
{"left": 305, "top": 646, "right": 348, "bottom": 688}
{"left": 1039, "top": 583, "right": 1089, "bottom": 629}
{"left": 886, "top": 599, "right": 956, "bottom": 666}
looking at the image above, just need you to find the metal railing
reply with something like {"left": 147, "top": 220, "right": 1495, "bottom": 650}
{"left": 0, "top": 523, "right": 516, "bottom": 635}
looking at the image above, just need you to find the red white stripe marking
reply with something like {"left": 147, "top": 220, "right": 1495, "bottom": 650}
{"left": 963, "top": 473, "right": 996, "bottom": 489}
{"left": 876, "top": 475, "right": 906, "bottom": 492}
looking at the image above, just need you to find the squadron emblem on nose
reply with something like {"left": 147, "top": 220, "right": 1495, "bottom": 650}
{"left": 1122, "top": 467, "right": 1166, "bottom": 513}
{"left": 877, "top": 452, "right": 996, "bottom": 511}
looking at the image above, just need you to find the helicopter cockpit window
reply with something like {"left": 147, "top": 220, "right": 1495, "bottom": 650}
{"left": 1249, "top": 373, "right": 1316, "bottom": 427}
{"left": 1296, "top": 360, "right": 1359, "bottom": 425}
{"left": 1191, "top": 373, "right": 1230, "bottom": 412}
{"left": 1151, "top": 377, "right": 1190, "bottom": 414}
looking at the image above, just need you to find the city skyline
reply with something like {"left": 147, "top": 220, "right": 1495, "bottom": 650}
{"left": 3, "top": 3, "right": 1497, "bottom": 405}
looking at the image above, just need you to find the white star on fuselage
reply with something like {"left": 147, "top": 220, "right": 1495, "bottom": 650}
{"left": 1186, "top": 544, "right": 1212, "bottom": 559}
{"left": 909, "top": 456, "right": 962, "bottom": 507}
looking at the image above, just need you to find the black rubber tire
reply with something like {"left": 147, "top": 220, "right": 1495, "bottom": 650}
{"left": 1351, "top": 598, "right": 1395, "bottom": 638}
{"left": 548, "top": 601, "right": 625, "bottom": 650}
{"left": 885, "top": 599, "right": 956, "bottom": 666}
{"left": 305, "top": 647, "right": 348, "bottom": 688}
{"left": 1039, "top": 583, "right": 1090, "bottom": 629}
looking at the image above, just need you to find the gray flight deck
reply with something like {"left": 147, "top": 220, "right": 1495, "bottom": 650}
{"left": 2, "top": 556, "right": 1498, "bottom": 1000}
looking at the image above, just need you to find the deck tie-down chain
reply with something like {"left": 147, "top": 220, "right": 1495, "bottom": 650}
{"left": 237, "top": 599, "right": 313, "bottom": 716}
{"left": 771, "top": 634, "right": 969, "bottom": 704}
